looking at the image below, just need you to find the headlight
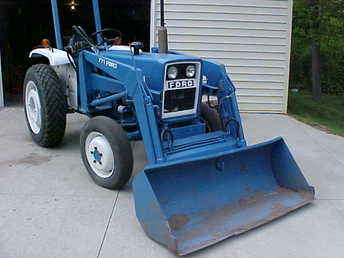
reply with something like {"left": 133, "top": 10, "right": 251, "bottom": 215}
{"left": 168, "top": 66, "right": 178, "bottom": 79}
{"left": 186, "top": 65, "right": 196, "bottom": 78}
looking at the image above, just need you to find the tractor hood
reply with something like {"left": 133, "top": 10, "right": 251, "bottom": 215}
{"left": 102, "top": 50, "right": 203, "bottom": 93}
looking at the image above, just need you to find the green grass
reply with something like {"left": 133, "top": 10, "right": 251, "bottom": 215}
{"left": 288, "top": 91, "right": 344, "bottom": 136}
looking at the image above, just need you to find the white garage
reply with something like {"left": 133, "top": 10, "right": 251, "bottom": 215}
{"left": 0, "top": 0, "right": 292, "bottom": 113}
{"left": 151, "top": 0, "right": 293, "bottom": 113}
{"left": 0, "top": 51, "right": 3, "bottom": 108}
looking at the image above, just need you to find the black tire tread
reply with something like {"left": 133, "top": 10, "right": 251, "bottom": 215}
{"left": 24, "top": 64, "right": 67, "bottom": 147}
{"left": 80, "top": 116, "right": 133, "bottom": 190}
{"left": 200, "top": 103, "right": 223, "bottom": 132}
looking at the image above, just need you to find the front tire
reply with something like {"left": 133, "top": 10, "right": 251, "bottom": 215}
{"left": 23, "top": 64, "right": 67, "bottom": 147}
{"left": 80, "top": 116, "right": 133, "bottom": 190}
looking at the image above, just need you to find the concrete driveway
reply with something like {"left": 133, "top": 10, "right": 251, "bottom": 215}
{"left": 1, "top": 107, "right": 344, "bottom": 258}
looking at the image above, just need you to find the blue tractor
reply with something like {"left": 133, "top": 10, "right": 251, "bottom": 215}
{"left": 24, "top": 0, "right": 314, "bottom": 255}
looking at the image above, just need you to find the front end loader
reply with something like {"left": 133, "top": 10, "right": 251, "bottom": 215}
{"left": 23, "top": 0, "right": 314, "bottom": 255}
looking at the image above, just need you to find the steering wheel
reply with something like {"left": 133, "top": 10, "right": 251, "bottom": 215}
{"left": 91, "top": 28, "right": 122, "bottom": 46}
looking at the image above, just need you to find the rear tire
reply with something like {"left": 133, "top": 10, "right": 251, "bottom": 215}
{"left": 80, "top": 116, "right": 133, "bottom": 190}
{"left": 200, "top": 103, "right": 222, "bottom": 132}
{"left": 23, "top": 64, "right": 67, "bottom": 147}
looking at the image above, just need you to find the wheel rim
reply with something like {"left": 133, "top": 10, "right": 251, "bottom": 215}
{"left": 85, "top": 132, "right": 115, "bottom": 178}
{"left": 25, "top": 81, "right": 42, "bottom": 134}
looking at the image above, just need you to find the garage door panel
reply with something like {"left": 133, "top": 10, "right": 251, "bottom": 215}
{"left": 237, "top": 103, "right": 284, "bottom": 113}
{"left": 236, "top": 88, "right": 285, "bottom": 97}
{"left": 237, "top": 95, "right": 283, "bottom": 103}
{"left": 206, "top": 58, "right": 286, "bottom": 68}
{"left": 230, "top": 73, "right": 285, "bottom": 82}
{"left": 157, "top": 18, "right": 288, "bottom": 31}
{"left": 158, "top": 4, "right": 289, "bottom": 16}
{"left": 227, "top": 66, "right": 285, "bottom": 75}
{"left": 159, "top": 0, "right": 289, "bottom": 9}
{"left": 153, "top": 0, "right": 291, "bottom": 113}
{"left": 233, "top": 81, "right": 285, "bottom": 90}
{"left": 169, "top": 42, "right": 287, "bottom": 53}
{"left": 179, "top": 50, "right": 287, "bottom": 60}
{"left": 165, "top": 27, "right": 287, "bottom": 38}
{"left": 169, "top": 35, "right": 288, "bottom": 46}
{"left": 158, "top": 12, "right": 289, "bottom": 24}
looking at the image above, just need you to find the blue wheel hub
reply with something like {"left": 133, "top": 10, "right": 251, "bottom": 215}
{"left": 91, "top": 147, "right": 103, "bottom": 164}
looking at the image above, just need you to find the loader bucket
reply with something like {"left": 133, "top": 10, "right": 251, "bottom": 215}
{"left": 133, "top": 137, "right": 314, "bottom": 256}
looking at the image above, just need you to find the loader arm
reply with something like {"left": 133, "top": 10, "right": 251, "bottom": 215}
{"left": 78, "top": 51, "right": 164, "bottom": 163}
{"left": 78, "top": 50, "right": 247, "bottom": 165}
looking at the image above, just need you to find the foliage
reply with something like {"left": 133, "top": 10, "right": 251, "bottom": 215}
{"left": 290, "top": 0, "right": 344, "bottom": 94}
{"left": 288, "top": 91, "right": 344, "bottom": 136}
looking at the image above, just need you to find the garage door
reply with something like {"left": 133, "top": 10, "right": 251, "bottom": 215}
{"left": 151, "top": 0, "right": 293, "bottom": 113}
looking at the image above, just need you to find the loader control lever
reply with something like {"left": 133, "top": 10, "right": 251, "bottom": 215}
{"left": 66, "top": 25, "right": 98, "bottom": 56}
{"left": 72, "top": 26, "right": 96, "bottom": 48}
{"left": 67, "top": 26, "right": 123, "bottom": 54}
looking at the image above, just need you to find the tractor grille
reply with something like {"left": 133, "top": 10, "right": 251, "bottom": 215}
{"left": 164, "top": 88, "right": 196, "bottom": 113}
{"left": 162, "top": 62, "right": 201, "bottom": 119}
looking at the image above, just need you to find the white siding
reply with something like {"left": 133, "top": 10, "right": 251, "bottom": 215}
{"left": 151, "top": 0, "right": 293, "bottom": 113}
{"left": 0, "top": 49, "right": 4, "bottom": 108}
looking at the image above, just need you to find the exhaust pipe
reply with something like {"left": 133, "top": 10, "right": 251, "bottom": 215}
{"left": 158, "top": 0, "right": 168, "bottom": 53}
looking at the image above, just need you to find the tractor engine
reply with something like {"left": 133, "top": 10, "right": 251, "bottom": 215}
{"left": 105, "top": 50, "right": 204, "bottom": 124}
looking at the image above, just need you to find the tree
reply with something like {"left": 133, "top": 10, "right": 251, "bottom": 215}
{"left": 309, "top": 0, "right": 321, "bottom": 101}
{"left": 291, "top": 0, "right": 344, "bottom": 96}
